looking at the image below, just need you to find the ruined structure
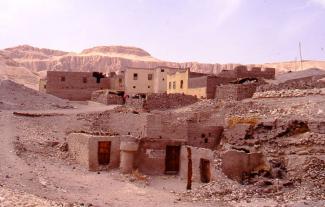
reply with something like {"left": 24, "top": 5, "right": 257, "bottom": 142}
{"left": 91, "top": 90, "right": 124, "bottom": 105}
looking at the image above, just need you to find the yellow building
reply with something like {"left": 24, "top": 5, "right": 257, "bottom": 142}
{"left": 124, "top": 66, "right": 178, "bottom": 95}
{"left": 167, "top": 69, "right": 218, "bottom": 99}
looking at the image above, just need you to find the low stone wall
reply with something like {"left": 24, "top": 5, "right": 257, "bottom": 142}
{"left": 91, "top": 90, "right": 124, "bottom": 105}
{"left": 126, "top": 93, "right": 198, "bottom": 110}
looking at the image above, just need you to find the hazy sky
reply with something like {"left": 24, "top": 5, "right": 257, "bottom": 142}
{"left": 0, "top": 0, "right": 325, "bottom": 64}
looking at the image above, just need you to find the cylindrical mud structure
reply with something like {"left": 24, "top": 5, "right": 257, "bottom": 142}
{"left": 120, "top": 141, "right": 139, "bottom": 173}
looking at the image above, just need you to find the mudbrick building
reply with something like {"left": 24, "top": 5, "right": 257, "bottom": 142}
{"left": 43, "top": 71, "right": 111, "bottom": 101}
{"left": 42, "top": 71, "right": 125, "bottom": 101}
{"left": 67, "top": 111, "right": 225, "bottom": 179}
{"left": 166, "top": 66, "right": 275, "bottom": 99}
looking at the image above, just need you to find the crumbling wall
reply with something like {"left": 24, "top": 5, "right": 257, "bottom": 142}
{"left": 91, "top": 90, "right": 124, "bottom": 105}
{"left": 146, "top": 113, "right": 188, "bottom": 140}
{"left": 221, "top": 150, "right": 269, "bottom": 182}
{"left": 187, "top": 123, "right": 223, "bottom": 149}
{"left": 135, "top": 139, "right": 184, "bottom": 175}
{"left": 215, "top": 84, "right": 257, "bottom": 101}
{"left": 91, "top": 112, "right": 149, "bottom": 137}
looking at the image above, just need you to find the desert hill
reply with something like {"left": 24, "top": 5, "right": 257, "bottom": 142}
{"left": 0, "top": 51, "right": 39, "bottom": 90}
{"left": 1, "top": 45, "right": 325, "bottom": 89}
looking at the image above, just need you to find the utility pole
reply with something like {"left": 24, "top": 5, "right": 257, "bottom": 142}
{"left": 299, "top": 42, "right": 303, "bottom": 70}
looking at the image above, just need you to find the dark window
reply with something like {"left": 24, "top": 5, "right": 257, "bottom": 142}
{"left": 204, "top": 138, "right": 208, "bottom": 143}
{"left": 148, "top": 74, "right": 153, "bottom": 80}
{"left": 148, "top": 85, "right": 150, "bottom": 88}
{"left": 44, "top": 85, "right": 47, "bottom": 89}
{"left": 82, "top": 77, "right": 87, "bottom": 83}
{"left": 173, "top": 81, "right": 176, "bottom": 89}
{"left": 133, "top": 86, "right": 136, "bottom": 89}
{"left": 201, "top": 133, "right": 206, "bottom": 138}
{"left": 162, "top": 78, "right": 165, "bottom": 81}
{"left": 169, "top": 82, "right": 172, "bottom": 89}
{"left": 60, "top": 76, "right": 65, "bottom": 82}
{"left": 133, "top": 73, "right": 138, "bottom": 80}
{"left": 180, "top": 80, "right": 184, "bottom": 89}
{"left": 161, "top": 69, "right": 165, "bottom": 72}
{"left": 119, "top": 78, "right": 122, "bottom": 83}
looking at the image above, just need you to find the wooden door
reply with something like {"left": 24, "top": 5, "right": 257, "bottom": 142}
{"left": 98, "top": 141, "right": 111, "bottom": 165}
{"left": 200, "top": 159, "right": 211, "bottom": 183}
{"left": 165, "top": 145, "right": 180, "bottom": 174}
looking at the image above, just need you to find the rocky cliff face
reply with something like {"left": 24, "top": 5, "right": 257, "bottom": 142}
{"left": 1, "top": 45, "right": 325, "bottom": 89}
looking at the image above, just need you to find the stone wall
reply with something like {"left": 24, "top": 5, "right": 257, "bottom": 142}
{"left": 46, "top": 71, "right": 110, "bottom": 101}
{"left": 215, "top": 84, "right": 257, "bottom": 101}
{"left": 91, "top": 90, "right": 124, "bottom": 105}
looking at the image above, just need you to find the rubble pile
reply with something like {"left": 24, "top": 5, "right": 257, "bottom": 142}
{"left": 253, "top": 88, "right": 324, "bottom": 98}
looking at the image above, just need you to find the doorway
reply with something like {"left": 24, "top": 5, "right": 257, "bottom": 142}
{"left": 200, "top": 158, "right": 211, "bottom": 183}
{"left": 165, "top": 145, "right": 180, "bottom": 174}
{"left": 98, "top": 141, "right": 111, "bottom": 165}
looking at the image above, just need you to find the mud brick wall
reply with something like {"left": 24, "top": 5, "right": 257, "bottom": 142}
{"left": 46, "top": 71, "right": 110, "bottom": 101}
{"left": 187, "top": 123, "right": 223, "bottom": 149}
{"left": 91, "top": 90, "right": 124, "bottom": 105}
{"left": 180, "top": 146, "right": 216, "bottom": 182}
{"left": 188, "top": 76, "right": 208, "bottom": 88}
{"left": 94, "top": 112, "right": 149, "bottom": 137}
{"left": 135, "top": 139, "right": 184, "bottom": 175}
{"left": 215, "top": 84, "right": 257, "bottom": 101}
{"left": 146, "top": 113, "right": 188, "bottom": 140}
{"left": 144, "top": 93, "right": 198, "bottom": 110}
{"left": 221, "top": 150, "right": 268, "bottom": 182}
